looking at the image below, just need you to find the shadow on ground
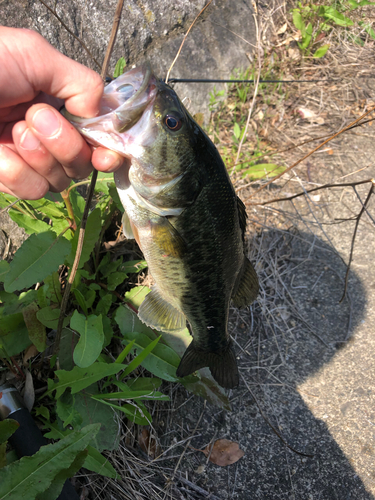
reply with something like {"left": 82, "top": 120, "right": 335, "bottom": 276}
{"left": 159, "top": 228, "right": 374, "bottom": 499}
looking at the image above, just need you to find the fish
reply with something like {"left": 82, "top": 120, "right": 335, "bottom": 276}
{"left": 62, "top": 63, "right": 259, "bottom": 389}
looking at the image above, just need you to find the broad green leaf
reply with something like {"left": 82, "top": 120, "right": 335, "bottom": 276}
{"left": 71, "top": 312, "right": 104, "bottom": 368}
{"left": 359, "top": 21, "right": 375, "bottom": 40}
{"left": 300, "top": 22, "right": 312, "bottom": 49}
{"left": 7, "top": 211, "right": 51, "bottom": 235}
{"left": 108, "top": 184, "right": 124, "bottom": 212}
{"left": 0, "top": 313, "right": 31, "bottom": 357}
{"left": 4, "top": 232, "right": 71, "bottom": 293}
{"left": 56, "top": 393, "right": 83, "bottom": 428}
{"left": 124, "top": 285, "right": 151, "bottom": 311}
{"left": 37, "top": 451, "right": 87, "bottom": 500}
{"left": 233, "top": 122, "right": 241, "bottom": 140}
{"left": 68, "top": 208, "right": 102, "bottom": 268}
{"left": 0, "top": 423, "right": 100, "bottom": 500}
{"left": 80, "top": 286, "right": 96, "bottom": 309}
{"left": 95, "top": 171, "right": 114, "bottom": 195}
{"left": 43, "top": 422, "right": 72, "bottom": 440}
{"left": 73, "top": 392, "right": 121, "bottom": 451}
{"left": 243, "top": 163, "right": 286, "bottom": 180}
{"left": 22, "top": 302, "right": 46, "bottom": 352}
{"left": 107, "top": 271, "right": 128, "bottom": 291}
{"left": 292, "top": 9, "right": 304, "bottom": 31}
{"left": 84, "top": 445, "right": 118, "bottom": 478}
{"left": 34, "top": 406, "right": 50, "bottom": 421}
{"left": 0, "top": 289, "right": 37, "bottom": 315}
{"left": 313, "top": 44, "right": 330, "bottom": 58}
{"left": 73, "top": 289, "right": 88, "bottom": 316}
{"left": 43, "top": 272, "right": 63, "bottom": 304}
{"left": 95, "top": 294, "right": 113, "bottom": 316}
{"left": 46, "top": 363, "right": 125, "bottom": 399}
{"left": 58, "top": 328, "right": 78, "bottom": 371}
{"left": 69, "top": 187, "right": 86, "bottom": 223}
{"left": 0, "top": 442, "right": 7, "bottom": 468}
{"left": 26, "top": 198, "right": 67, "bottom": 219}
{"left": 320, "top": 6, "right": 354, "bottom": 26}
{"left": 119, "top": 260, "right": 148, "bottom": 274}
{"left": 127, "top": 377, "right": 162, "bottom": 391}
{"left": 0, "top": 420, "right": 19, "bottom": 444}
{"left": 115, "top": 303, "right": 156, "bottom": 341}
{"left": 349, "top": 0, "right": 375, "bottom": 7}
{"left": 0, "top": 260, "right": 9, "bottom": 281}
{"left": 114, "top": 57, "right": 126, "bottom": 78}
{"left": 36, "top": 307, "right": 70, "bottom": 329}
{"left": 98, "top": 257, "right": 122, "bottom": 278}
{"left": 102, "top": 315, "right": 114, "bottom": 347}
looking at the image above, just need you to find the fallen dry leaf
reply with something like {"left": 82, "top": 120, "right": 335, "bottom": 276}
{"left": 23, "top": 344, "right": 39, "bottom": 365}
{"left": 202, "top": 439, "right": 245, "bottom": 466}
{"left": 276, "top": 22, "right": 287, "bottom": 35}
{"left": 296, "top": 107, "right": 324, "bottom": 125}
{"left": 22, "top": 369, "right": 35, "bottom": 412}
{"left": 138, "top": 428, "right": 160, "bottom": 459}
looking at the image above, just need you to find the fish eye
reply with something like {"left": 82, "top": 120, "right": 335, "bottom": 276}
{"left": 164, "top": 114, "right": 182, "bottom": 131}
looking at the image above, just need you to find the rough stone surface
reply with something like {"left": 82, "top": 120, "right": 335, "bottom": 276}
{"left": 0, "top": 0, "right": 255, "bottom": 116}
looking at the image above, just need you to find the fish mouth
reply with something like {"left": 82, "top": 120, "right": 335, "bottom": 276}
{"left": 61, "top": 62, "right": 157, "bottom": 143}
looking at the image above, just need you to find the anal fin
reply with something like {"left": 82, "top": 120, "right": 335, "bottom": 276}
{"left": 176, "top": 341, "right": 239, "bottom": 389}
{"left": 232, "top": 257, "right": 259, "bottom": 308}
{"left": 139, "top": 285, "right": 186, "bottom": 332}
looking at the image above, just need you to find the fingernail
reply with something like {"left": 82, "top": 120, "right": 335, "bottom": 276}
{"left": 103, "top": 152, "right": 122, "bottom": 171}
{"left": 32, "top": 108, "right": 61, "bottom": 137}
{"left": 20, "top": 129, "right": 41, "bottom": 151}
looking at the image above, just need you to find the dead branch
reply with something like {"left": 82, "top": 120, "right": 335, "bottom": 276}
{"left": 38, "top": 0, "right": 102, "bottom": 72}
{"left": 244, "top": 106, "right": 375, "bottom": 202}
{"left": 247, "top": 178, "right": 373, "bottom": 206}
{"left": 340, "top": 181, "right": 375, "bottom": 303}
{"left": 165, "top": 0, "right": 214, "bottom": 84}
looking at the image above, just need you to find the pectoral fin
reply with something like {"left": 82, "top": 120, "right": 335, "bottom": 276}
{"left": 150, "top": 217, "right": 187, "bottom": 258}
{"left": 122, "top": 211, "right": 135, "bottom": 239}
{"left": 138, "top": 285, "right": 186, "bottom": 332}
{"left": 232, "top": 257, "right": 259, "bottom": 308}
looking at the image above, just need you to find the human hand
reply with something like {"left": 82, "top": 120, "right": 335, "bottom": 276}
{"left": 0, "top": 27, "right": 125, "bottom": 200}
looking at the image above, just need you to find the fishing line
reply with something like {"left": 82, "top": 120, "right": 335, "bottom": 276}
{"left": 165, "top": 78, "right": 331, "bottom": 84}
{"left": 105, "top": 76, "right": 333, "bottom": 84}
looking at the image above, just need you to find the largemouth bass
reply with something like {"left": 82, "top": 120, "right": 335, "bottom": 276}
{"left": 63, "top": 64, "right": 259, "bottom": 389}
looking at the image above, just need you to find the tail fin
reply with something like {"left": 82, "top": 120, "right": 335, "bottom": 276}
{"left": 176, "top": 341, "right": 239, "bottom": 389}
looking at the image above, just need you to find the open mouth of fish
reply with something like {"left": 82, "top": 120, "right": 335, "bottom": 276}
{"left": 62, "top": 63, "right": 158, "bottom": 190}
